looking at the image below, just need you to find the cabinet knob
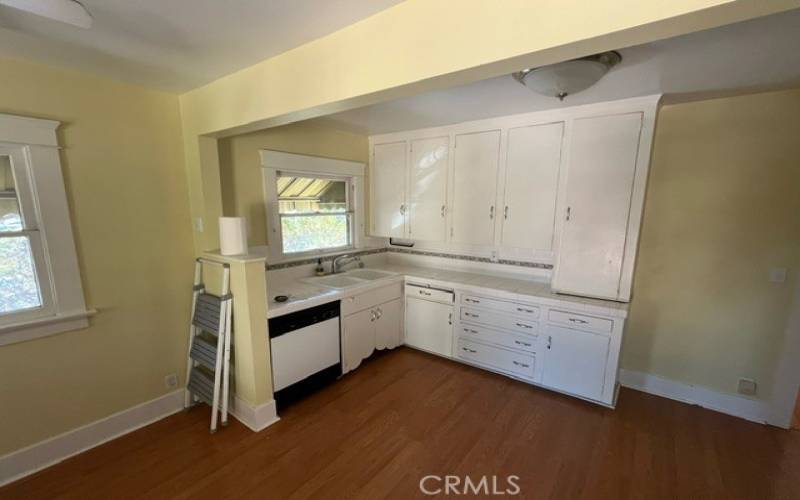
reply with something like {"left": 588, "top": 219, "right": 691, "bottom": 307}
{"left": 547, "top": 336, "right": 552, "bottom": 349}
{"left": 504, "top": 206, "right": 509, "bottom": 220}
{"left": 489, "top": 205, "right": 495, "bottom": 219}
{"left": 441, "top": 205, "right": 446, "bottom": 217}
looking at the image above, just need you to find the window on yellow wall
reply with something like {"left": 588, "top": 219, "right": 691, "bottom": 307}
{"left": 276, "top": 174, "right": 353, "bottom": 254}
{"left": 0, "top": 114, "right": 90, "bottom": 346}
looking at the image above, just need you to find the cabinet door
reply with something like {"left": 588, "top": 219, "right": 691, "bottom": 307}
{"left": 375, "top": 298, "right": 403, "bottom": 350}
{"left": 500, "top": 122, "right": 563, "bottom": 251}
{"left": 408, "top": 137, "right": 449, "bottom": 242}
{"left": 404, "top": 297, "right": 454, "bottom": 357}
{"left": 342, "top": 309, "right": 375, "bottom": 374}
{"left": 541, "top": 325, "right": 610, "bottom": 401}
{"left": 553, "top": 113, "right": 643, "bottom": 300}
{"left": 451, "top": 130, "right": 500, "bottom": 246}
{"left": 371, "top": 141, "right": 407, "bottom": 238}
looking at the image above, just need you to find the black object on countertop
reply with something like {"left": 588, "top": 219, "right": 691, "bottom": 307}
{"left": 274, "top": 295, "right": 289, "bottom": 303}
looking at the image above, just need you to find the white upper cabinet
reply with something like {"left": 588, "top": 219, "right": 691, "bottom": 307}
{"left": 552, "top": 112, "right": 644, "bottom": 300}
{"left": 408, "top": 137, "right": 449, "bottom": 242}
{"left": 370, "top": 141, "right": 407, "bottom": 238}
{"left": 451, "top": 130, "right": 501, "bottom": 246}
{"left": 499, "top": 122, "right": 564, "bottom": 253}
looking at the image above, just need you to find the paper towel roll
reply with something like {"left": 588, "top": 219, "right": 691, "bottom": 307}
{"left": 219, "top": 217, "right": 248, "bottom": 256}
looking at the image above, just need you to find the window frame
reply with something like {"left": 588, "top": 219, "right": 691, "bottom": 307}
{"left": 0, "top": 114, "right": 91, "bottom": 346}
{"left": 277, "top": 172, "right": 354, "bottom": 256}
{"left": 260, "top": 150, "right": 366, "bottom": 263}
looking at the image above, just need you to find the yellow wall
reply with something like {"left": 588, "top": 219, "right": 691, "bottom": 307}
{"left": 218, "top": 122, "right": 368, "bottom": 246}
{"left": 0, "top": 57, "right": 194, "bottom": 455}
{"left": 624, "top": 88, "right": 800, "bottom": 401}
{"left": 179, "top": 0, "right": 795, "bottom": 253}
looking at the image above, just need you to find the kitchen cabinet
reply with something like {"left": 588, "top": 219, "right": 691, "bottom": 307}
{"left": 408, "top": 136, "right": 449, "bottom": 242}
{"left": 404, "top": 284, "right": 454, "bottom": 357}
{"left": 375, "top": 298, "right": 402, "bottom": 350}
{"left": 541, "top": 324, "right": 610, "bottom": 402}
{"left": 552, "top": 112, "right": 644, "bottom": 300}
{"left": 341, "top": 285, "right": 403, "bottom": 374}
{"left": 451, "top": 130, "right": 501, "bottom": 246}
{"left": 370, "top": 141, "right": 407, "bottom": 238}
{"left": 499, "top": 122, "right": 563, "bottom": 253}
{"left": 342, "top": 308, "right": 374, "bottom": 374}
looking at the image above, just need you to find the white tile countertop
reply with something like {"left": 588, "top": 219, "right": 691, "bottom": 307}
{"left": 266, "top": 263, "right": 629, "bottom": 319}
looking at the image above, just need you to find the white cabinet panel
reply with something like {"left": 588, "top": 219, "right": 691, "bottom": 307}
{"left": 375, "top": 298, "right": 403, "bottom": 350}
{"left": 553, "top": 113, "right": 643, "bottom": 300}
{"left": 342, "top": 308, "right": 375, "bottom": 374}
{"left": 451, "top": 130, "right": 500, "bottom": 246}
{"left": 500, "top": 123, "right": 563, "bottom": 251}
{"left": 371, "top": 141, "right": 407, "bottom": 238}
{"left": 541, "top": 325, "right": 610, "bottom": 401}
{"left": 405, "top": 296, "right": 454, "bottom": 357}
{"left": 408, "top": 136, "right": 448, "bottom": 242}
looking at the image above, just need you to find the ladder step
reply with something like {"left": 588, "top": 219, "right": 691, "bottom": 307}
{"left": 188, "top": 367, "right": 215, "bottom": 406}
{"left": 193, "top": 293, "right": 223, "bottom": 332}
{"left": 190, "top": 337, "right": 218, "bottom": 371}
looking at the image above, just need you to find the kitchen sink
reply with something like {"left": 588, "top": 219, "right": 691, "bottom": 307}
{"left": 345, "top": 269, "right": 397, "bottom": 280}
{"left": 303, "top": 268, "right": 397, "bottom": 289}
{"left": 306, "top": 274, "right": 365, "bottom": 289}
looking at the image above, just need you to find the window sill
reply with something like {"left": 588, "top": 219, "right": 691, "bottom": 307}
{"left": 0, "top": 309, "right": 97, "bottom": 346}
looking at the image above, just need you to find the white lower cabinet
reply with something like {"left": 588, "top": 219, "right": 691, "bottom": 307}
{"left": 405, "top": 295, "right": 454, "bottom": 357}
{"left": 540, "top": 325, "right": 611, "bottom": 402}
{"left": 341, "top": 285, "right": 403, "bottom": 374}
{"left": 375, "top": 298, "right": 402, "bottom": 350}
{"left": 452, "top": 288, "right": 621, "bottom": 405}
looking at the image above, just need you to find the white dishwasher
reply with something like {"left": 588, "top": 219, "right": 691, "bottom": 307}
{"left": 404, "top": 283, "right": 454, "bottom": 357}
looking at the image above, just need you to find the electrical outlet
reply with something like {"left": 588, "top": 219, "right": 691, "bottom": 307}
{"left": 737, "top": 378, "right": 757, "bottom": 396}
{"left": 164, "top": 373, "right": 179, "bottom": 389}
{"left": 769, "top": 268, "right": 787, "bottom": 283}
{"left": 194, "top": 217, "right": 204, "bottom": 233}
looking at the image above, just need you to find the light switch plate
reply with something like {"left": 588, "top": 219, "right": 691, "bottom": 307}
{"left": 194, "top": 217, "right": 204, "bottom": 233}
{"left": 769, "top": 268, "right": 787, "bottom": 283}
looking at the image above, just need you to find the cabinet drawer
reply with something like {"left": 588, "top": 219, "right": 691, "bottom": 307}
{"left": 547, "top": 309, "right": 613, "bottom": 334}
{"left": 456, "top": 339, "right": 535, "bottom": 379}
{"left": 461, "top": 294, "right": 540, "bottom": 319}
{"left": 458, "top": 323, "right": 537, "bottom": 353}
{"left": 342, "top": 283, "right": 402, "bottom": 316}
{"left": 405, "top": 283, "right": 454, "bottom": 304}
{"left": 460, "top": 307, "right": 538, "bottom": 335}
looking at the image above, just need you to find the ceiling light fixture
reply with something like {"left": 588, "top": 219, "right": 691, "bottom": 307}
{"left": 0, "top": 0, "right": 93, "bottom": 29}
{"left": 513, "top": 51, "right": 622, "bottom": 101}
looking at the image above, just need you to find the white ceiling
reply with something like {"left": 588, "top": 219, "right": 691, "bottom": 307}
{"left": 0, "top": 0, "right": 404, "bottom": 91}
{"left": 310, "top": 9, "right": 800, "bottom": 136}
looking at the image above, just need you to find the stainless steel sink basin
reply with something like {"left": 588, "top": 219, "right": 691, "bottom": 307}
{"left": 345, "top": 269, "right": 397, "bottom": 281}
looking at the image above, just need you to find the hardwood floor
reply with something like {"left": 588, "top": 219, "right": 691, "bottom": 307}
{"left": 3, "top": 348, "right": 799, "bottom": 499}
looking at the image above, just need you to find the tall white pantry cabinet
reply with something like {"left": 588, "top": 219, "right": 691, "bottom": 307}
{"left": 369, "top": 95, "right": 660, "bottom": 303}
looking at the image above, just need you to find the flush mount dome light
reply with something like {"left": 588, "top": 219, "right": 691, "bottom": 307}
{"left": 513, "top": 51, "right": 621, "bottom": 101}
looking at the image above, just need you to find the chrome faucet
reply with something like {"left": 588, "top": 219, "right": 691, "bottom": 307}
{"left": 332, "top": 254, "right": 362, "bottom": 274}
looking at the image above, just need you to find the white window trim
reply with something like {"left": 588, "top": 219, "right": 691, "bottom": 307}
{"left": 0, "top": 114, "right": 93, "bottom": 346}
{"left": 260, "top": 150, "right": 366, "bottom": 263}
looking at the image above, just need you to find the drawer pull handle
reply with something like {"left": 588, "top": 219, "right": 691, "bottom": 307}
{"left": 512, "top": 361, "right": 530, "bottom": 368}
{"left": 514, "top": 340, "right": 532, "bottom": 347}
{"left": 419, "top": 290, "right": 432, "bottom": 296}
{"left": 465, "top": 298, "right": 480, "bottom": 304}
{"left": 568, "top": 318, "right": 589, "bottom": 324}
{"left": 516, "top": 307, "right": 534, "bottom": 313}
{"left": 463, "top": 328, "right": 478, "bottom": 334}
{"left": 465, "top": 312, "right": 479, "bottom": 318}
{"left": 515, "top": 322, "right": 532, "bottom": 329}
{"left": 462, "top": 347, "right": 477, "bottom": 353}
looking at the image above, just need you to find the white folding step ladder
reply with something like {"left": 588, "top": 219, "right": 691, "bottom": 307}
{"left": 184, "top": 258, "right": 233, "bottom": 433}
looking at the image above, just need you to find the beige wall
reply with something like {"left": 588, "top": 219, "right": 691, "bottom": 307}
{"left": 0, "top": 57, "right": 193, "bottom": 455}
{"left": 218, "top": 121, "right": 368, "bottom": 246}
{"left": 624, "top": 88, "right": 800, "bottom": 401}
